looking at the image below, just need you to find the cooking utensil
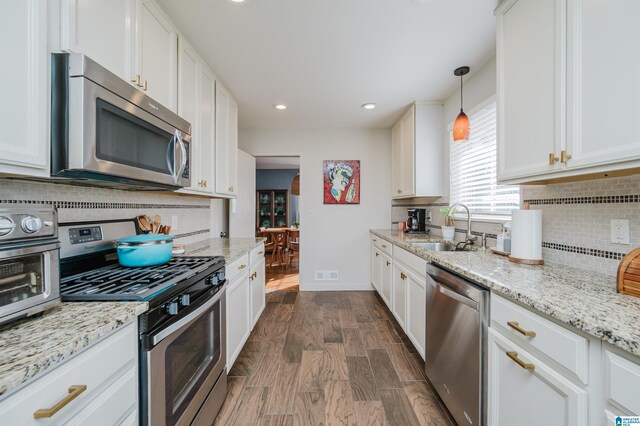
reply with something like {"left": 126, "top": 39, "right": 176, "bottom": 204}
{"left": 116, "top": 234, "right": 174, "bottom": 267}
{"left": 152, "top": 215, "right": 161, "bottom": 234}
{"left": 163, "top": 226, "right": 171, "bottom": 235}
{"left": 137, "top": 215, "right": 152, "bottom": 233}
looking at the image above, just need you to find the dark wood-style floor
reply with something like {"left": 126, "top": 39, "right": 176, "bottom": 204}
{"left": 214, "top": 289, "right": 453, "bottom": 425}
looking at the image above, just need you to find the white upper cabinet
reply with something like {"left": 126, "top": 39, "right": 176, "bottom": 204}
{"left": 60, "top": 0, "right": 134, "bottom": 83}
{"left": 391, "top": 102, "right": 444, "bottom": 199}
{"left": 566, "top": 0, "right": 640, "bottom": 170}
{"left": 496, "top": 0, "right": 565, "bottom": 181}
{"left": 0, "top": 0, "right": 49, "bottom": 177}
{"left": 135, "top": 0, "right": 177, "bottom": 111}
{"left": 60, "top": 0, "right": 177, "bottom": 112}
{"left": 215, "top": 83, "right": 238, "bottom": 197}
{"left": 497, "top": 0, "right": 640, "bottom": 184}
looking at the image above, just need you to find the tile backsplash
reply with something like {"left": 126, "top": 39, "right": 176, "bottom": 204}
{"left": 0, "top": 179, "right": 214, "bottom": 245}
{"left": 392, "top": 174, "right": 640, "bottom": 277}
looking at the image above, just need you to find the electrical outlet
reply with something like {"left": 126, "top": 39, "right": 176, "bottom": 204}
{"left": 171, "top": 215, "right": 178, "bottom": 231}
{"left": 611, "top": 219, "right": 630, "bottom": 244}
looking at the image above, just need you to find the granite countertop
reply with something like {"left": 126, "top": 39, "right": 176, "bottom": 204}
{"left": 371, "top": 229, "right": 640, "bottom": 357}
{"left": 0, "top": 302, "right": 148, "bottom": 398}
{"left": 181, "top": 237, "right": 266, "bottom": 263}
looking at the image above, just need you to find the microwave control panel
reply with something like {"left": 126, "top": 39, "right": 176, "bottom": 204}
{"left": 69, "top": 226, "right": 103, "bottom": 245}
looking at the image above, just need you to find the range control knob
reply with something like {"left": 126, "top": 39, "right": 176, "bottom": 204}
{"left": 166, "top": 301, "right": 179, "bottom": 316}
{"left": 0, "top": 216, "right": 15, "bottom": 237}
{"left": 21, "top": 216, "right": 42, "bottom": 234}
{"left": 180, "top": 294, "right": 190, "bottom": 306}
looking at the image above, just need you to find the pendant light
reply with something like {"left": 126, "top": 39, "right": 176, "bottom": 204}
{"left": 452, "top": 66, "right": 471, "bottom": 142}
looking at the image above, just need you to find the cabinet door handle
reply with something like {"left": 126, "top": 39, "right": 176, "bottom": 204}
{"left": 560, "top": 150, "right": 572, "bottom": 164}
{"left": 375, "top": 252, "right": 379, "bottom": 257}
{"left": 33, "top": 385, "right": 87, "bottom": 418}
{"left": 397, "top": 189, "right": 402, "bottom": 194}
{"left": 131, "top": 74, "right": 141, "bottom": 86}
{"left": 507, "top": 321, "right": 536, "bottom": 337}
{"left": 386, "top": 261, "right": 391, "bottom": 266}
{"left": 258, "top": 251, "right": 264, "bottom": 255}
{"left": 142, "top": 79, "right": 148, "bottom": 91}
{"left": 506, "top": 351, "right": 535, "bottom": 371}
{"left": 228, "top": 186, "right": 234, "bottom": 192}
{"left": 548, "top": 153, "right": 559, "bottom": 165}
{"left": 238, "top": 264, "right": 246, "bottom": 270}
{"left": 400, "top": 272, "right": 407, "bottom": 280}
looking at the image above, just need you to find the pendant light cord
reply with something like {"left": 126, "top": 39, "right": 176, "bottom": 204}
{"left": 460, "top": 75, "right": 463, "bottom": 112}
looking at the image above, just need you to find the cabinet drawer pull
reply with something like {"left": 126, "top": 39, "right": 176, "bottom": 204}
{"left": 400, "top": 272, "right": 407, "bottom": 280}
{"left": 381, "top": 244, "right": 388, "bottom": 248}
{"left": 33, "top": 385, "right": 87, "bottom": 418}
{"left": 560, "top": 150, "right": 572, "bottom": 164}
{"left": 506, "top": 351, "right": 535, "bottom": 371}
{"left": 507, "top": 321, "right": 536, "bottom": 337}
{"left": 548, "top": 153, "right": 559, "bottom": 165}
{"left": 238, "top": 264, "right": 246, "bottom": 270}
{"left": 373, "top": 238, "right": 377, "bottom": 242}
{"left": 258, "top": 251, "right": 264, "bottom": 255}
{"left": 397, "top": 189, "right": 402, "bottom": 194}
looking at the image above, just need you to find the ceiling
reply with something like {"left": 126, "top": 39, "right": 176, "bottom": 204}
{"left": 157, "top": 0, "right": 497, "bottom": 129}
{"left": 255, "top": 156, "right": 301, "bottom": 169}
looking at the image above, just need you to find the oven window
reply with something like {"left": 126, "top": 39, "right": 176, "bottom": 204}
{"left": 95, "top": 99, "right": 174, "bottom": 174}
{"left": 0, "top": 254, "right": 44, "bottom": 307}
{"left": 165, "top": 302, "right": 221, "bottom": 424}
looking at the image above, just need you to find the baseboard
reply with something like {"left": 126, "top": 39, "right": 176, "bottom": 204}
{"left": 299, "top": 282, "right": 375, "bottom": 291}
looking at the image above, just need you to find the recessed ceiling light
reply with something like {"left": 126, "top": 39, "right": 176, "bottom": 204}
{"left": 274, "top": 104, "right": 287, "bottom": 110}
{"left": 361, "top": 103, "right": 376, "bottom": 110}
{"left": 230, "top": 0, "right": 245, "bottom": 3}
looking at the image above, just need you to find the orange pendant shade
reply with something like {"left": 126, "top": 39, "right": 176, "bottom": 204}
{"left": 453, "top": 109, "right": 470, "bottom": 142}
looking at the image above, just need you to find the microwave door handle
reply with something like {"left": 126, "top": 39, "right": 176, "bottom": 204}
{"left": 166, "top": 133, "right": 176, "bottom": 179}
{"left": 175, "top": 131, "right": 187, "bottom": 182}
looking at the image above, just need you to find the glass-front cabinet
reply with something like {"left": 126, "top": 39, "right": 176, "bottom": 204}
{"left": 256, "top": 190, "right": 289, "bottom": 229}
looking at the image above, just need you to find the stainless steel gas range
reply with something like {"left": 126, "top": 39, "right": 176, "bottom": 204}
{"left": 58, "top": 219, "right": 227, "bottom": 426}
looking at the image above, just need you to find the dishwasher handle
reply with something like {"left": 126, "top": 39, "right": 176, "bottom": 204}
{"left": 435, "top": 282, "right": 479, "bottom": 311}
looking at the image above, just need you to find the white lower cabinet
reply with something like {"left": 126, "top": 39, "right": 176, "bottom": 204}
{"left": 226, "top": 247, "right": 265, "bottom": 369}
{"left": 371, "top": 245, "right": 381, "bottom": 292}
{"left": 0, "top": 322, "right": 138, "bottom": 425}
{"left": 369, "top": 235, "right": 426, "bottom": 359}
{"left": 488, "top": 328, "right": 588, "bottom": 426}
{"left": 250, "top": 257, "right": 266, "bottom": 328}
{"left": 391, "top": 262, "right": 408, "bottom": 329}
{"left": 226, "top": 266, "right": 251, "bottom": 370}
{"left": 405, "top": 268, "right": 426, "bottom": 358}
{"left": 379, "top": 251, "right": 392, "bottom": 307}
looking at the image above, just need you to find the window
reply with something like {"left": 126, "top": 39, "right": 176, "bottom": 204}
{"left": 450, "top": 100, "right": 519, "bottom": 216}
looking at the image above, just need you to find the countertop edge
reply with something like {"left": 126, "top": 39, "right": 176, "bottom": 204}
{"left": 0, "top": 302, "right": 148, "bottom": 399}
{"left": 369, "top": 229, "right": 640, "bottom": 357}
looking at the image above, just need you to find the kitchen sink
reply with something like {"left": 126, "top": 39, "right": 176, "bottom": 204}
{"left": 412, "top": 242, "right": 461, "bottom": 252}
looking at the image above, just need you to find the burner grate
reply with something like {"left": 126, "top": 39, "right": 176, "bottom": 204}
{"left": 61, "top": 256, "right": 222, "bottom": 301}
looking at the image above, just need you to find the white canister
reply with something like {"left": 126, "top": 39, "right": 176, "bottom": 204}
{"left": 509, "top": 210, "right": 543, "bottom": 264}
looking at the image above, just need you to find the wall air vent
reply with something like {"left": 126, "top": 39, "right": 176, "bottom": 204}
{"left": 315, "top": 270, "right": 339, "bottom": 281}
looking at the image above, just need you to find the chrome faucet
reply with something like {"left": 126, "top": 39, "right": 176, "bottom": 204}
{"left": 449, "top": 203, "right": 477, "bottom": 244}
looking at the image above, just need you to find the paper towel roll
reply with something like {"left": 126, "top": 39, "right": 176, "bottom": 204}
{"left": 510, "top": 210, "right": 543, "bottom": 263}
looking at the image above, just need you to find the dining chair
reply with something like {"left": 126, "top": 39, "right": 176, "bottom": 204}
{"left": 270, "top": 230, "right": 288, "bottom": 268}
{"left": 286, "top": 229, "right": 300, "bottom": 269}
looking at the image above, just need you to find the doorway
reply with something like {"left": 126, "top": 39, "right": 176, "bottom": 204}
{"left": 255, "top": 156, "right": 301, "bottom": 293}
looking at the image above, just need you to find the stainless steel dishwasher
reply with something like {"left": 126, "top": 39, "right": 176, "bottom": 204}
{"left": 425, "top": 262, "right": 488, "bottom": 426}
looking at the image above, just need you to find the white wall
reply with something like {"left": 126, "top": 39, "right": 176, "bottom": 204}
{"left": 239, "top": 128, "right": 391, "bottom": 291}
{"left": 441, "top": 56, "right": 497, "bottom": 194}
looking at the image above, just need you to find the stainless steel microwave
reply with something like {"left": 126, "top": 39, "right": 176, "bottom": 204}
{"left": 51, "top": 53, "right": 191, "bottom": 190}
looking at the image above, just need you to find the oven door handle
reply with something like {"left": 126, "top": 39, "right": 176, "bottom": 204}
{"left": 175, "top": 131, "right": 187, "bottom": 183}
{"left": 151, "top": 287, "right": 225, "bottom": 346}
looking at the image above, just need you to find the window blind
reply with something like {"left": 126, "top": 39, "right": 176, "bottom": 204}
{"left": 450, "top": 101, "right": 520, "bottom": 215}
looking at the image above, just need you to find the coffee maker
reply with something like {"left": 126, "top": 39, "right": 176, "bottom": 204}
{"left": 405, "top": 208, "right": 426, "bottom": 233}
